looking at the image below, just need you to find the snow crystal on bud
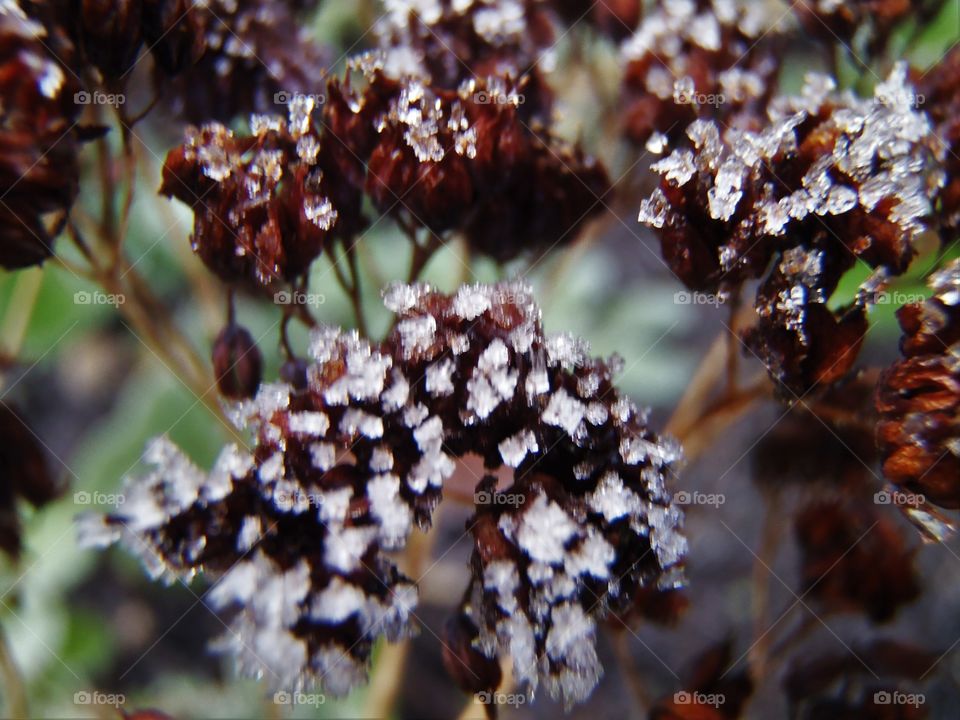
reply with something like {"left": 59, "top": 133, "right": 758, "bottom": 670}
{"left": 652, "top": 149, "right": 696, "bottom": 186}
{"left": 425, "top": 358, "right": 456, "bottom": 396}
{"left": 382, "top": 282, "right": 423, "bottom": 313}
{"left": 708, "top": 156, "right": 745, "bottom": 221}
{"left": 340, "top": 408, "right": 384, "bottom": 439}
{"left": 542, "top": 389, "right": 587, "bottom": 438}
{"left": 466, "top": 339, "right": 518, "bottom": 418}
{"left": 288, "top": 411, "right": 329, "bottom": 436}
{"left": 325, "top": 526, "right": 377, "bottom": 572}
{"left": 396, "top": 315, "right": 437, "bottom": 357}
{"left": 512, "top": 493, "right": 578, "bottom": 564}
{"left": 452, "top": 284, "right": 493, "bottom": 320}
{"left": 499, "top": 429, "right": 539, "bottom": 467}
{"left": 367, "top": 474, "right": 412, "bottom": 548}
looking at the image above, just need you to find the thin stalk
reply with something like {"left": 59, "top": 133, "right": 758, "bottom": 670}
{"left": 0, "top": 625, "right": 27, "bottom": 720}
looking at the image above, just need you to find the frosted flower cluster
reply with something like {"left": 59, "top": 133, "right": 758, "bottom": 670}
{"left": 620, "top": 0, "right": 791, "bottom": 145}
{"left": 639, "top": 65, "right": 942, "bottom": 393}
{"left": 80, "top": 281, "right": 686, "bottom": 705}
{"left": 160, "top": 94, "right": 358, "bottom": 287}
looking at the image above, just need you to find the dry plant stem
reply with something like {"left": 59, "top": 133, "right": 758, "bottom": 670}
{"left": 746, "top": 489, "right": 784, "bottom": 686}
{"left": 345, "top": 243, "right": 369, "bottom": 337}
{"left": 677, "top": 375, "right": 770, "bottom": 464}
{"left": 664, "top": 331, "right": 729, "bottom": 439}
{"left": 0, "top": 268, "right": 44, "bottom": 360}
{"left": 362, "top": 520, "right": 439, "bottom": 717}
{"left": 0, "top": 623, "right": 27, "bottom": 719}
{"left": 613, "top": 629, "right": 653, "bottom": 719}
{"left": 407, "top": 233, "right": 442, "bottom": 283}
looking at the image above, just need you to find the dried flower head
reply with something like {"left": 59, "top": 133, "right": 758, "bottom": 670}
{"left": 80, "top": 281, "right": 686, "bottom": 706}
{"left": 795, "top": 500, "right": 920, "bottom": 622}
{"left": 620, "top": 0, "right": 789, "bottom": 147}
{"left": 163, "top": 0, "right": 327, "bottom": 123}
{"left": 0, "top": 0, "right": 80, "bottom": 269}
{"left": 160, "top": 97, "right": 353, "bottom": 287}
{"left": 639, "top": 66, "right": 939, "bottom": 394}
{"left": 784, "top": 639, "right": 936, "bottom": 720}
{"left": 328, "top": 61, "right": 609, "bottom": 261}
{"left": 876, "top": 260, "right": 960, "bottom": 510}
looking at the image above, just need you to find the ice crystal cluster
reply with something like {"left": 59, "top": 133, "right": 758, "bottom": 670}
{"left": 620, "top": 0, "right": 790, "bottom": 145}
{"left": 80, "top": 281, "right": 686, "bottom": 705}
{"left": 639, "top": 65, "right": 941, "bottom": 393}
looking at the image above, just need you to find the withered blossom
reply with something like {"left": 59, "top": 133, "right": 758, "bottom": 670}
{"left": 0, "top": 0, "right": 80, "bottom": 269}
{"left": 620, "top": 0, "right": 789, "bottom": 147}
{"left": 795, "top": 500, "right": 920, "bottom": 622}
{"left": 162, "top": 0, "right": 327, "bottom": 123}
{"left": 160, "top": 96, "right": 351, "bottom": 287}
{"left": 784, "top": 639, "right": 936, "bottom": 720}
{"left": 328, "top": 58, "right": 609, "bottom": 261}
{"left": 915, "top": 46, "right": 960, "bottom": 244}
{"left": 649, "top": 642, "right": 753, "bottom": 720}
{"left": 639, "top": 66, "right": 939, "bottom": 394}
{"left": 79, "top": 281, "right": 686, "bottom": 707}
{"left": 877, "top": 260, "right": 960, "bottom": 510}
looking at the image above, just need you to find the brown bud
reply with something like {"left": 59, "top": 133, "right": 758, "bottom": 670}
{"left": 441, "top": 613, "right": 502, "bottom": 696}
{"left": 212, "top": 325, "right": 262, "bottom": 399}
